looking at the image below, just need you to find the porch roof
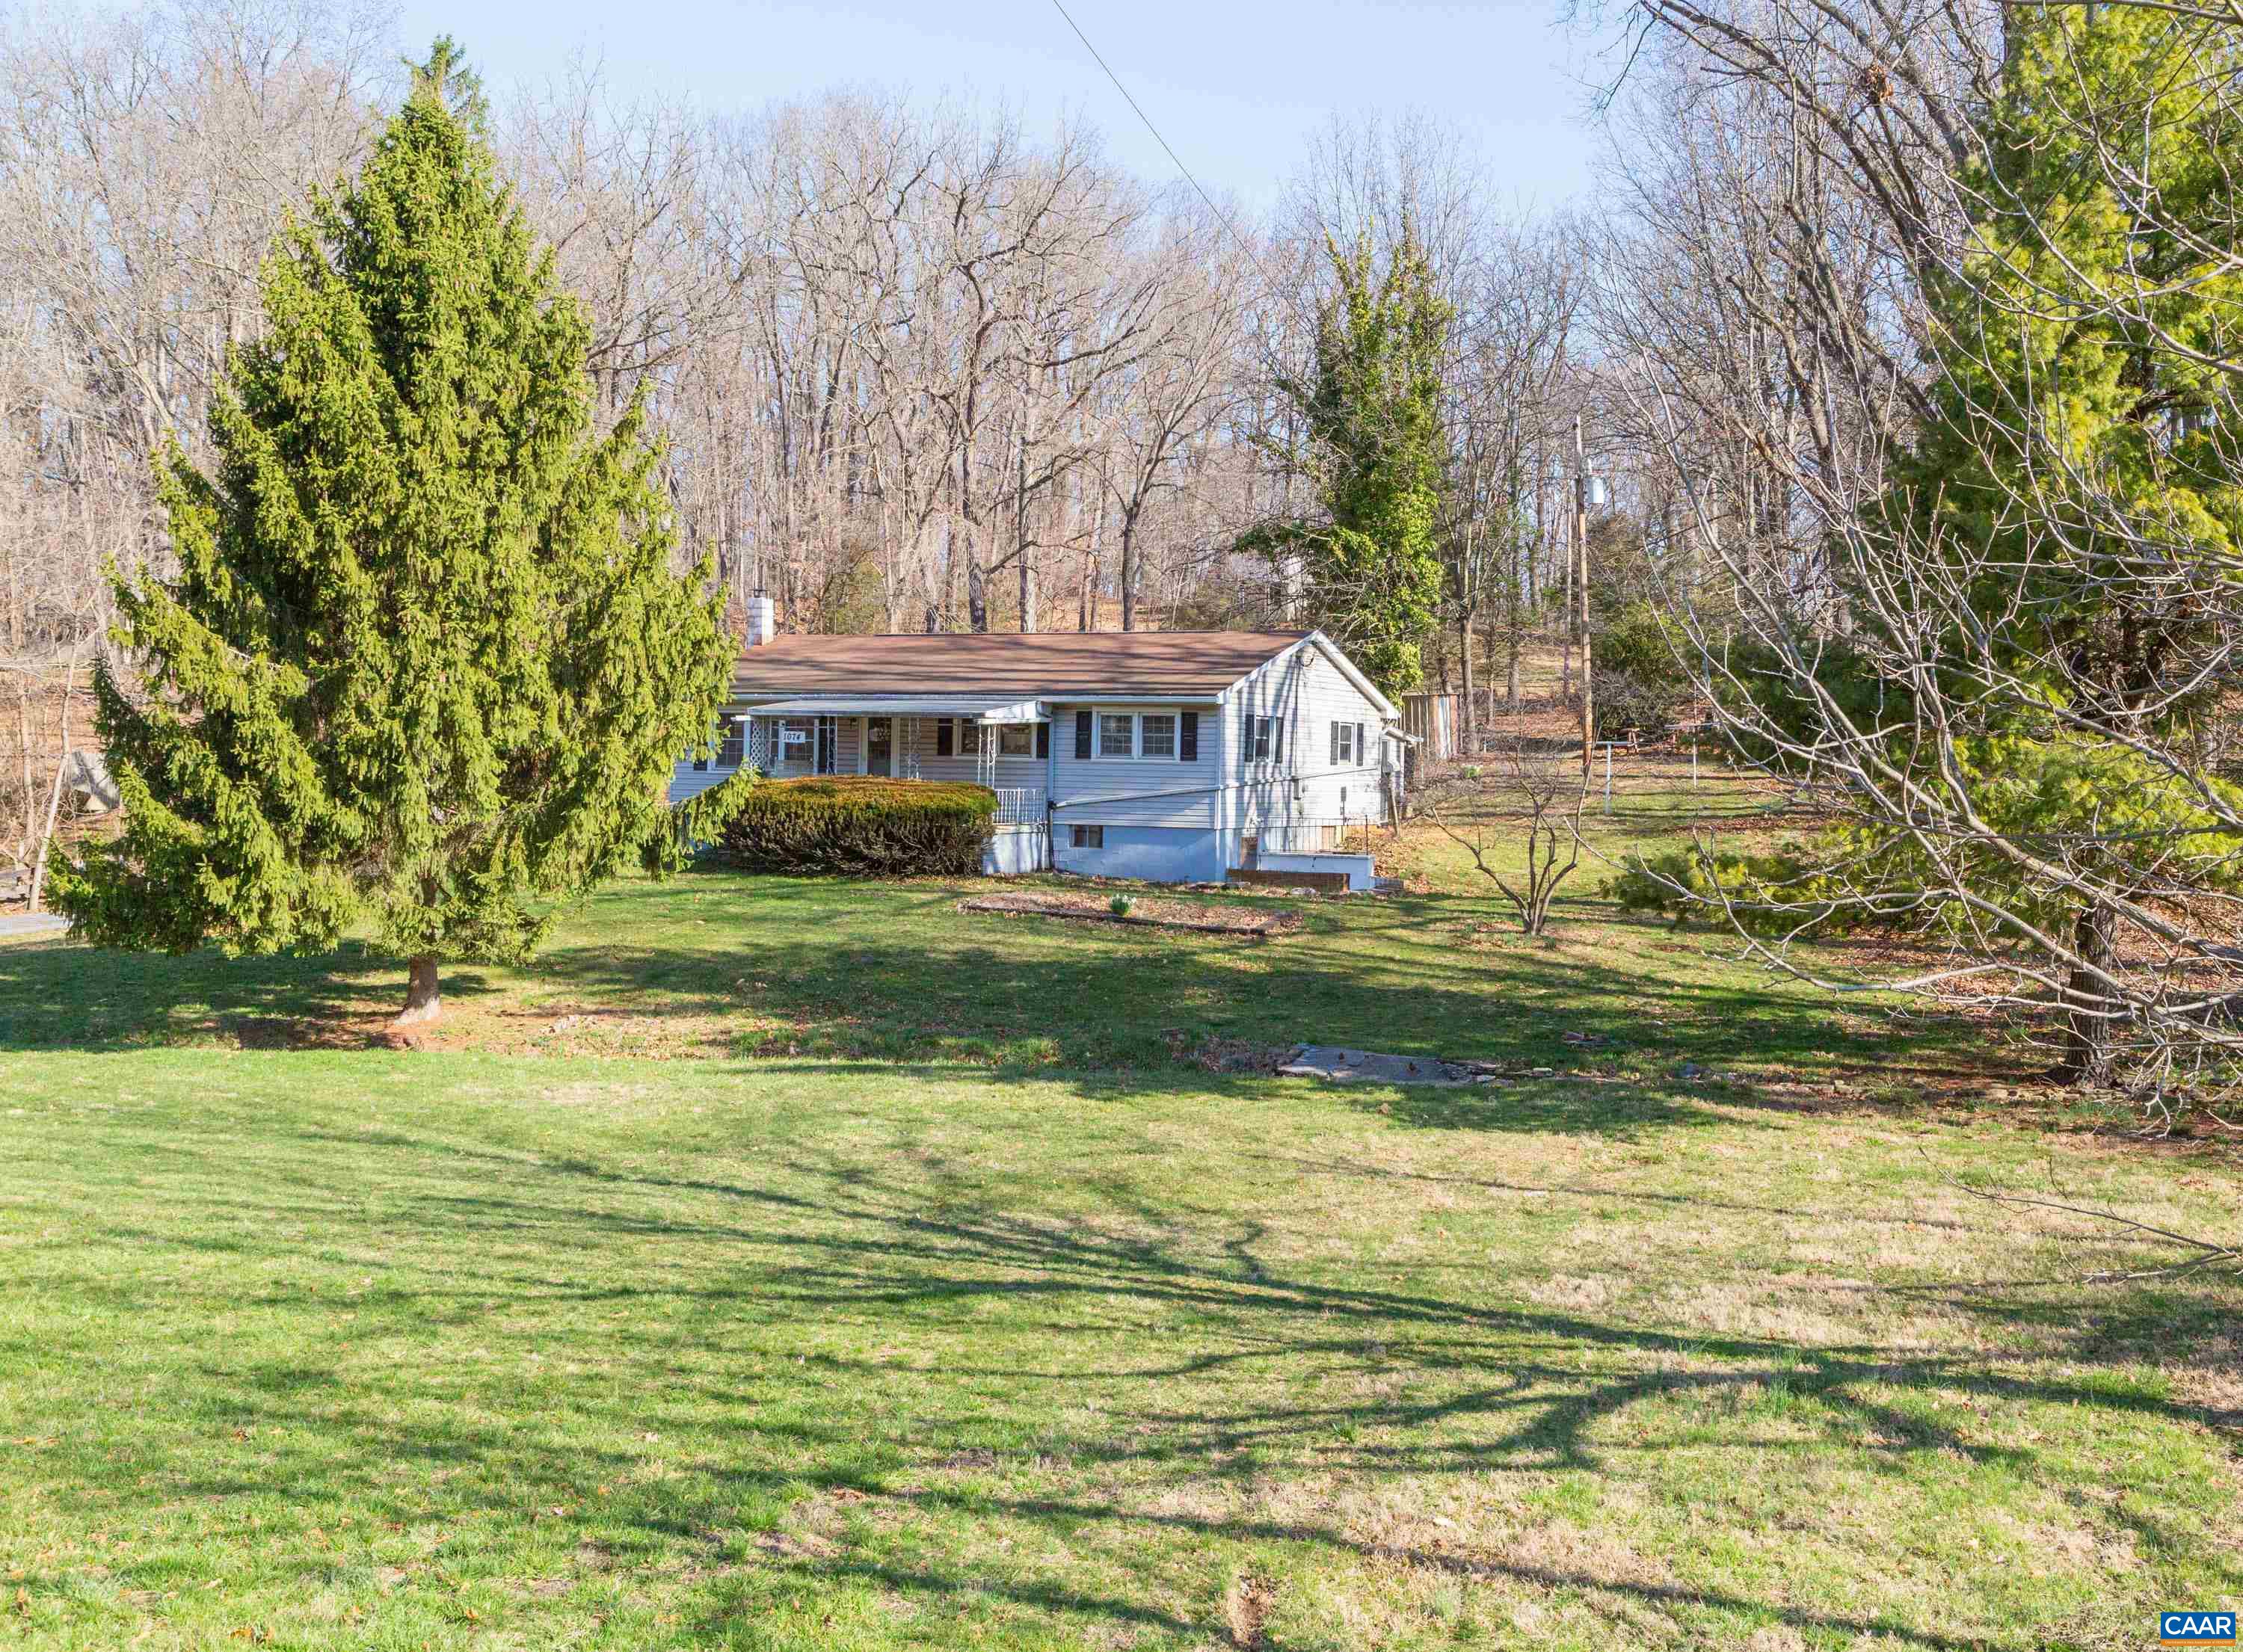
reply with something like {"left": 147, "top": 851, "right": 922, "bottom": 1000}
{"left": 745, "top": 694, "right": 1047, "bottom": 723}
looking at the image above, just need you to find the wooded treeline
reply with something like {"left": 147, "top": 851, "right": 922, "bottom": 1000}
{"left": 0, "top": 0, "right": 1608, "bottom": 887}
{"left": 0, "top": 2, "right": 1602, "bottom": 655}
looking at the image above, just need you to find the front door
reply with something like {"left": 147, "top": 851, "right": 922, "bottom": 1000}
{"left": 864, "top": 716, "right": 893, "bottom": 777}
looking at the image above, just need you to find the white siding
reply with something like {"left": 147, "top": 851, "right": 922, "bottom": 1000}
{"left": 1047, "top": 702, "right": 1225, "bottom": 827}
{"left": 879, "top": 716, "right": 1047, "bottom": 788}
{"left": 1222, "top": 641, "right": 1393, "bottom": 849}
{"left": 668, "top": 764, "right": 735, "bottom": 805}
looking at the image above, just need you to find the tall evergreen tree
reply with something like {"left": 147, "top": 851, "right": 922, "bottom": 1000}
{"left": 1889, "top": 6, "right": 2243, "bottom": 715}
{"left": 50, "top": 41, "right": 736, "bottom": 1026}
{"left": 1252, "top": 235, "right": 1450, "bottom": 696}
{"left": 1848, "top": 7, "right": 2243, "bottom": 1083}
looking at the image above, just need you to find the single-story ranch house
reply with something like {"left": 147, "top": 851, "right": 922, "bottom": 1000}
{"left": 668, "top": 607, "right": 1403, "bottom": 885}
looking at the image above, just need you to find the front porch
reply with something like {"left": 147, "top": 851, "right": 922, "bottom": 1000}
{"left": 683, "top": 696, "right": 1054, "bottom": 872}
{"left": 740, "top": 696, "right": 1045, "bottom": 783}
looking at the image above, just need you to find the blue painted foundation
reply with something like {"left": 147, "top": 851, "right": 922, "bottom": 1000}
{"left": 982, "top": 825, "right": 1050, "bottom": 874}
{"left": 1052, "top": 825, "right": 1224, "bottom": 883}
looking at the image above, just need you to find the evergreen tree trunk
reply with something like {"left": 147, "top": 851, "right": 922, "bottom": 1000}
{"left": 396, "top": 955, "right": 442, "bottom": 1028}
{"left": 2055, "top": 903, "right": 2118, "bottom": 1086}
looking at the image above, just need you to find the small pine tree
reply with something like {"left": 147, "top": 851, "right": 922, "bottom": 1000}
{"left": 1249, "top": 235, "right": 1450, "bottom": 697}
{"left": 50, "top": 41, "right": 736, "bottom": 1026}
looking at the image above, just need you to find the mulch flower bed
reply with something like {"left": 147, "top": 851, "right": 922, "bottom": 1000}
{"left": 959, "top": 890, "right": 1302, "bottom": 937}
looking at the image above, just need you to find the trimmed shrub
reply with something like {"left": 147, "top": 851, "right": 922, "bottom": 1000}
{"left": 715, "top": 777, "right": 998, "bottom": 877}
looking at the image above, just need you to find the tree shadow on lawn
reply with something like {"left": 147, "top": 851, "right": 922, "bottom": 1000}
{"left": 0, "top": 873, "right": 2000, "bottom": 1122}
{"left": 0, "top": 934, "right": 499, "bottom": 1050}
{"left": 527, "top": 906, "right": 1991, "bottom": 1124}
{"left": 25, "top": 1136, "right": 2240, "bottom": 1648}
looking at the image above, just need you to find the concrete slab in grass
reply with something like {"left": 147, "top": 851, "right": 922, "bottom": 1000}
{"left": 1276, "top": 1044, "right": 1498, "bottom": 1086}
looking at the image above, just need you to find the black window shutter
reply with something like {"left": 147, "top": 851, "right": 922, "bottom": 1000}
{"left": 1273, "top": 717, "right": 1284, "bottom": 763}
{"left": 1329, "top": 722, "right": 1339, "bottom": 765}
{"left": 937, "top": 718, "right": 954, "bottom": 757}
{"left": 1179, "top": 710, "right": 1197, "bottom": 762}
{"left": 1036, "top": 721, "right": 1050, "bottom": 759}
{"left": 1356, "top": 722, "right": 1366, "bottom": 765}
{"left": 1074, "top": 709, "right": 1092, "bottom": 759}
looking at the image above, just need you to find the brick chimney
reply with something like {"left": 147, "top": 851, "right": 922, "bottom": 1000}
{"left": 745, "top": 589, "right": 775, "bottom": 647}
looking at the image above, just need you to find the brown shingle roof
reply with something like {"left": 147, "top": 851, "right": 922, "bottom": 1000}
{"left": 730, "top": 631, "right": 1309, "bottom": 700}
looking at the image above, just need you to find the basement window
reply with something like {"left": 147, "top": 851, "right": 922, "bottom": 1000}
{"left": 1070, "top": 824, "right": 1105, "bottom": 850}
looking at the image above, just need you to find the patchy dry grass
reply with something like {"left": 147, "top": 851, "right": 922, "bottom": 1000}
{"left": 960, "top": 888, "right": 1304, "bottom": 936}
{"left": 0, "top": 1048, "right": 2236, "bottom": 1650}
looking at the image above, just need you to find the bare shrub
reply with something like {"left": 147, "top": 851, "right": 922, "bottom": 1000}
{"left": 1421, "top": 739, "right": 1590, "bottom": 934}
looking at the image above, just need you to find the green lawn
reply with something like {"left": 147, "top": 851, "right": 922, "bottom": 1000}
{"left": 1, "top": 783, "right": 2237, "bottom": 1649}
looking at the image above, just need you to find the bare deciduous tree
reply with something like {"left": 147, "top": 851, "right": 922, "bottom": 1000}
{"left": 1422, "top": 740, "right": 1590, "bottom": 934}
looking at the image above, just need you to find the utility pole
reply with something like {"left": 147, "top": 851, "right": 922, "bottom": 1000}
{"left": 1015, "top": 425, "right": 1033, "bottom": 632}
{"left": 1574, "top": 413, "right": 1593, "bottom": 771}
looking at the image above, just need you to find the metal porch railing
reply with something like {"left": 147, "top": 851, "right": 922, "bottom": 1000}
{"left": 991, "top": 787, "right": 1046, "bottom": 826}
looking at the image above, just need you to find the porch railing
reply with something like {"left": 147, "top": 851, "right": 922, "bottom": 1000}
{"left": 992, "top": 787, "right": 1046, "bottom": 826}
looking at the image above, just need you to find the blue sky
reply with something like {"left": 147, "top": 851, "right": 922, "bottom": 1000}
{"left": 393, "top": 0, "right": 1607, "bottom": 212}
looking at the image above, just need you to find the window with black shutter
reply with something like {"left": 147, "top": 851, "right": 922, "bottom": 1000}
{"left": 1036, "top": 721, "right": 1050, "bottom": 759}
{"left": 1179, "top": 711, "right": 1197, "bottom": 761}
{"left": 1074, "top": 709, "right": 1092, "bottom": 759}
{"left": 936, "top": 718, "right": 954, "bottom": 756}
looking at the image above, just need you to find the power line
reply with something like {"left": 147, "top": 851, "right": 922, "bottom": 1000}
{"left": 1044, "top": 0, "right": 1286, "bottom": 301}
